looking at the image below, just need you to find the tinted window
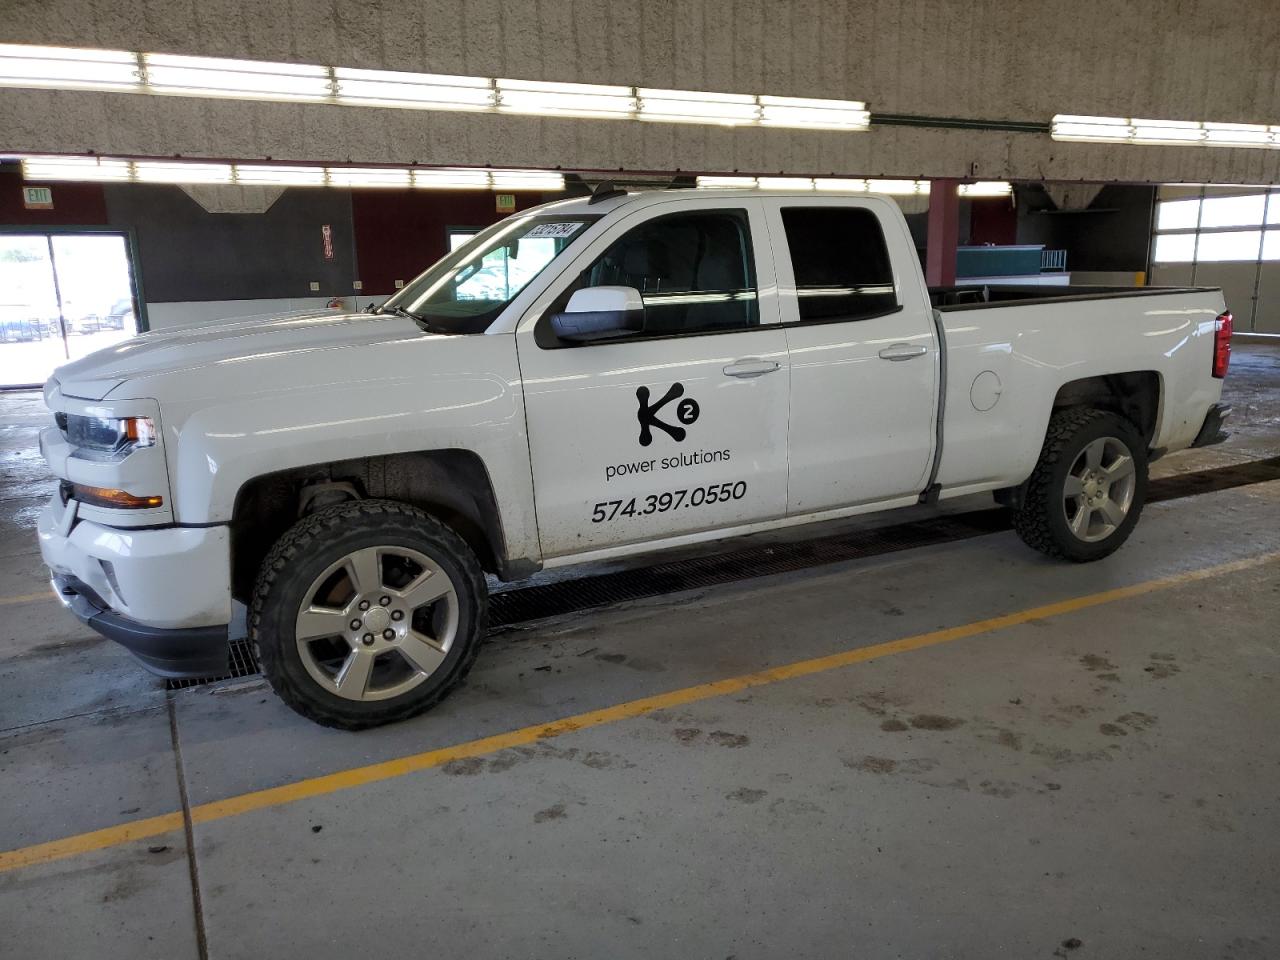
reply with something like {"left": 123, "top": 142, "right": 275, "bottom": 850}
{"left": 780, "top": 207, "right": 897, "bottom": 322}
{"left": 581, "top": 210, "right": 758, "bottom": 336}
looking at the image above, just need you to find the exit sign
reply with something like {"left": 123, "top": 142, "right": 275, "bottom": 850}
{"left": 495, "top": 193, "right": 516, "bottom": 213}
{"left": 22, "top": 186, "right": 52, "bottom": 209}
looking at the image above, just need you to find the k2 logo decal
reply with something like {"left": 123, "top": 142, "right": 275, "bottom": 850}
{"left": 636, "top": 383, "right": 700, "bottom": 446}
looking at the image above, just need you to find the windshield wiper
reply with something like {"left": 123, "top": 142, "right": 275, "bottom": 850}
{"left": 376, "top": 303, "right": 449, "bottom": 335}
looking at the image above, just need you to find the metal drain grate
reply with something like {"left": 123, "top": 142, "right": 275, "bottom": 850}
{"left": 164, "top": 453, "right": 1280, "bottom": 688}
{"left": 165, "top": 637, "right": 260, "bottom": 690}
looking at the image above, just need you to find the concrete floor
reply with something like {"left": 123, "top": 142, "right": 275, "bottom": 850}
{"left": 1, "top": 342, "right": 1278, "bottom": 959}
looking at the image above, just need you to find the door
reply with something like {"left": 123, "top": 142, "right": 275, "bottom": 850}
{"left": 0, "top": 232, "right": 141, "bottom": 388}
{"left": 761, "top": 198, "right": 938, "bottom": 514}
{"left": 516, "top": 198, "right": 790, "bottom": 558}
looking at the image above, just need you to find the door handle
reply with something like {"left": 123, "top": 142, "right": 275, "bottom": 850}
{"left": 877, "top": 343, "right": 928, "bottom": 362}
{"left": 723, "top": 358, "right": 781, "bottom": 379}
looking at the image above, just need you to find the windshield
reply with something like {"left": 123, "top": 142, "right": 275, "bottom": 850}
{"left": 381, "top": 213, "right": 601, "bottom": 334}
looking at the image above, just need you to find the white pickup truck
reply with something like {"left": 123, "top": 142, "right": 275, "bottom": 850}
{"left": 38, "top": 188, "right": 1233, "bottom": 728}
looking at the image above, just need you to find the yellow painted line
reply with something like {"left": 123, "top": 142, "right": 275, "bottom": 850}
{"left": 0, "top": 591, "right": 54, "bottom": 607}
{"left": 2, "top": 549, "right": 1277, "bottom": 874}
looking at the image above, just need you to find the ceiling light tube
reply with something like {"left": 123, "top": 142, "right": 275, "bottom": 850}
{"left": 958, "top": 181, "right": 1013, "bottom": 197}
{"left": 134, "top": 161, "right": 234, "bottom": 184}
{"left": 412, "top": 168, "right": 493, "bottom": 189}
{"left": 334, "top": 67, "right": 494, "bottom": 110}
{"left": 490, "top": 170, "right": 566, "bottom": 191}
{"left": 695, "top": 176, "right": 759, "bottom": 189}
{"left": 757, "top": 176, "right": 815, "bottom": 190}
{"left": 867, "top": 179, "right": 930, "bottom": 195}
{"left": 234, "top": 164, "right": 329, "bottom": 186}
{"left": 496, "top": 78, "right": 636, "bottom": 119}
{"left": 324, "top": 167, "right": 413, "bottom": 188}
{"left": 21, "top": 155, "right": 134, "bottom": 182}
{"left": 759, "top": 95, "right": 870, "bottom": 130}
{"left": 638, "top": 88, "right": 760, "bottom": 125}
{"left": 1203, "top": 123, "right": 1276, "bottom": 147}
{"left": 143, "top": 53, "right": 332, "bottom": 102}
{"left": 814, "top": 178, "right": 870, "bottom": 191}
{"left": 0, "top": 43, "right": 140, "bottom": 91}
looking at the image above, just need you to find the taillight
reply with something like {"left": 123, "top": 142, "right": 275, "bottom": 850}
{"left": 1213, "top": 310, "right": 1232, "bottom": 379}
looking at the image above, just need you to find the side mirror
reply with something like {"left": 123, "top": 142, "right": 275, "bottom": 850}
{"left": 550, "top": 286, "right": 644, "bottom": 342}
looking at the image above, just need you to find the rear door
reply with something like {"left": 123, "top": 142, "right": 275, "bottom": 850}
{"left": 515, "top": 197, "right": 790, "bottom": 558}
{"left": 761, "top": 197, "right": 939, "bottom": 513}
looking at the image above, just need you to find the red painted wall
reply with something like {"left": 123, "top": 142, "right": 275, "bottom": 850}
{"left": 968, "top": 197, "right": 1017, "bottom": 246}
{"left": 351, "top": 189, "right": 550, "bottom": 294}
{"left": 0, "top": 169, "right": 109, "bottom": 226}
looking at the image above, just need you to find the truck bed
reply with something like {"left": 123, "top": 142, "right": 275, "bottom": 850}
{"left": 929, "top": 284, "right": 1219, "bottom": 311}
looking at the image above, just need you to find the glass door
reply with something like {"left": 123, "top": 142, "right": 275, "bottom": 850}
{"left": 0, "top": 232, "right": 140, "bottom": 389}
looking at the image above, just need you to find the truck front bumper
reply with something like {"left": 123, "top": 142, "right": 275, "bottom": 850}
{"left": 38, "top": 497, "right": 234, "bottom": 678}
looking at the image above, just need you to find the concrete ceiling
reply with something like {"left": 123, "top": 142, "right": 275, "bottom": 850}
{"left": 2, "top": 0, "right": 1279, "bottom": 184}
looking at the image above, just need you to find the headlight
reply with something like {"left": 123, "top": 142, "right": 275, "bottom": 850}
{"left": 61, "top": 414, "right": 156, "bottom": 454}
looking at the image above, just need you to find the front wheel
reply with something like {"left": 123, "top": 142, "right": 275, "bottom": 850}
{"left": 250, "top": 500, "right": 487, "bottom": 729}
{"left": 1012, "top": 408, "right": 1148, "bottom": 562}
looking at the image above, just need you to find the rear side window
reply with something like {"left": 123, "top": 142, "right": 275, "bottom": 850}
{"left": 780, "top": 207, "right": 897, "bottom": 323}
{"left": 582, "top": 210, "right": 759, "bottom": 336}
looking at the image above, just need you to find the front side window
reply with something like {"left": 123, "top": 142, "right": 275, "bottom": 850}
{"left": 780, "top": 207, "right": 898, "bottom": 323}
{"left": 579, "top": 210, "right": 759, "bottom": 336}
{"left": 383, "top": 214, "right": 600, "bottom": 334}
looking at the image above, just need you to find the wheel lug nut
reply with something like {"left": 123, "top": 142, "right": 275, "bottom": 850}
{"left": 391, "top": 610, "right": 404, "bottom": 621}
{"left": 359, "top": 600, "right": 370, "bottom": 611}
{"left": 383, "top": 629, "right": 395, "bottom": 640}
{"left": 379, "top": 595, "right": 391, "bottom": 606}
{"left": 362, "top": 633, "right": 374, "bottom": 645}
{"left": 350, "top": 619, "right": 362, "bottom": 630}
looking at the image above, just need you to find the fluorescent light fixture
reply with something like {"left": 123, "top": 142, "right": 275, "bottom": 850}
{"left": 234, "top": 164, "right": 328, "bottom": 187}
{"left": 325, "top": 167, "right": 412, "bottom": 188}
{"left": 21, "top": 155, "right": 133, "bottom": 182}
{"left": 0, "top": 43, "right": 873, "bottom": 133}
{"left": 335, "top": 67, "right": 493, "bottom": 110}
{"left": 757, "top": 176, "right": 815, "bottom": 190}
{"left": 412, "top": 168, "right": 492, "bottom": 189}
{"left": 491, "top": 170, "right": 565, "bottom": 191}
{"left": 143, "top": 53, "right": 332, "bottom": 102}
{"left": 134, "top": 160, "right": 234, "bottom": 184}
{"left": 867, "top": 179, "right": 930, "bottom": 195}
{"left": 638, "top": 88, "right": 759, "bottom": 125}
{"left": 1053, "top": 113, "right": 1280, "bottom": 149}
{"left": 759, "top": 95, "right": 870, "bottom": 131}
{"left": 959, "top": 181, "right": 1013, "bottom": 197}
{"left": 0, "top": 43, "right": 139, "bottom": 91}
{"left": 496, "top": 78, "right": 635, "bottom": 119}
{"left": 814, "top": 178, "right": 870, "bottom": 191}
{"left": 695, "top": 176, "right": 759, "bottom": 189}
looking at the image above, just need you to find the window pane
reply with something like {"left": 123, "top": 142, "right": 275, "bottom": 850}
{"left": 779, "top": 207, "right": 897, "bottom": 322}
{"left": 1198, "top": 194, "right": 1266, "bottom": 229}
{"left": 1267, "top": 194, "right": 1280, "bottom": 226}
{"left": 1156, "top": 199, "right": 1200, "bottom": 231}
{"left": 1153, "top": 233, "right": 1196, "bottom": 263}
{"left": 584, "top": 211, "right": 758, "bottom": 335}
{"left": 1262, "top": 230, "right": 1280, "bottom": 261}
{"left": 1196, "top": 230, "right": 1262, "bottom": 262}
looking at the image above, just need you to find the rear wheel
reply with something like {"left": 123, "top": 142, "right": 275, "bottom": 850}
{"left": 250, "top": 500, "right": 486, "bottom": 729}
{"left": 1012, "top": 408, "right": 1148, "bottom": 562}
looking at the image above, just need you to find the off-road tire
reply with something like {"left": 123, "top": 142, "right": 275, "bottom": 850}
{"left": 250, "top": 499, "right": 487, "bottom": 729}
{"left": 1012, "top": 408, "right": 1148, "bottom": 562}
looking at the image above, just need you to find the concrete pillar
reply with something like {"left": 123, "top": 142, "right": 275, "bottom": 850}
{"left": 925, "top": 178, "right": 959, "bottom": 288}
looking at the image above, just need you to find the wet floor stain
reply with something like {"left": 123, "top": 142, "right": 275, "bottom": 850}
{"left": 706, "top": 731, "right": 750, "bottom": 748}
{"left": 880, "top": 718, "right": 909, "bottom": 732}
{"left": 844, "top": 755, "right": 897, "bottom": 774}
{"left": 1079, "top": 654, "right": 1117, "bottom": 672}
{"left": 726, "top": 787, "right": 767, "bottom": 804}
{"left": 533, "top": 802, "right": 567, "bottom": 823}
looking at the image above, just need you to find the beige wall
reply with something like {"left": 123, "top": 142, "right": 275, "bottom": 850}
{"left": 3, "top": 0, "right": 1280, "bottom": 183}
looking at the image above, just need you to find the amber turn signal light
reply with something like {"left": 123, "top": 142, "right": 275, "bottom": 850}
{"left": 71, "top": 484, "right": 164, "bottom": 509}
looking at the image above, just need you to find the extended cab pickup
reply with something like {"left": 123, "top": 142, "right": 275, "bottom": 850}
{"left": 37, "top": 189, "right": 1234, "bottom": 728}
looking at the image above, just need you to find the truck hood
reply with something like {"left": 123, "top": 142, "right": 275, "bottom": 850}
{"left": 51, "top": 311, "right": 425, "bottom": 401}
